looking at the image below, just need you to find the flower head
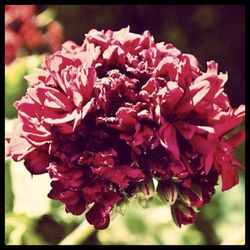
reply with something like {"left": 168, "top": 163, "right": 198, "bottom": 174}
{"left": 6, "top": 26, "right": 245, "bottom": 229}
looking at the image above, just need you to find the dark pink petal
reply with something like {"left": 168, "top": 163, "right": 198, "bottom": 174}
{"left": 18, "top": 116, "right": 51, "bottom": 146}
{"left": 25, "top": 86, "right": 44, "bottom": 105}
{"left": 141, "top": 78, "right": 158, "bottom": 94}
{"left": 196, "top": 125, "right": 215, "bottom": 135}
{"left": 113, "top": 26, "right": 142, "bottom": 52}
{"left": 176, "top": 55, "right": 194, "bottom": 87}
{"left": 189, "top": 80, "right": 211, "bottom": 105}
{"left": 82, "top": 182, "right": 121, "bottom": 207}
{"left": 8, "top": 120, "right": 36, "bottom": 161}
{"left": 91, "top": 164, "right": 144, "bottom": 189}
{"left": 14, "top": 95, "right": 41, "bottom": 117}
{"left": 46, "top": 54, "right": 73, "bottom": 74}
{"left": 79, "top": 67, "right": 96, "bottom": 104}
{"left": 116, "top": 107, "right": 138, "bottom": 132}
{"left": 182, "top": 53, "right": 199, "bottom": 70}
{"left": 193, "top": 60, "right": 227, "bottom": 86}
{"left": 43, "top": 98, "right": 95, "bottom": 130}
{"left": 62, "top": 40, "right": 80, "bottom": 53}
{"left": 154, "top": 57, "right": 178, "bottom": 79}
{"left": 158, "top": 81, "right": 184, "bottom": 111}
{"left": 203, "top": 153, "right": 214, "bottom": 175}
{"left": 24, "top": 69, "right": 50, "bottom": 86}
{"left": 221, "top": 163, "right": 239, "bottom": 191}
{"left": 8, "top": 136, "right": 35, "bottom": 161}
{"left": 189, "top": 134, "right": 216, "bottom": 155}
{"left": 137, "top": 109, "right": 153, "bottom": 121}
{"left": 82, "top": 185, "right": 102, "bottom": 204}
{"left": 158, "top": 120, "right": 180, "bottom": 160}
{"left": 85, "top": 29, "right": 110, "bottom": 50}
{"left": 43, "top": 108, "right": 78, "bottom": 124}
{"left": 24, "top": 149, "right": 50, "bottom": 174}
{"left": 56, "top": 123, "right": 74, "bottom": 134}
{"left": 103, "top": 45, "right": 126, "bottom": 64}
{"left": 169, "top": 161, "right": 185, "bottom": 176}
{"left": 59, "top": 190, "right": 79, "bottom": 206}
{"left": 213, "top": 105, "right": 245, "bottom": 138}
{"left": 73, "top": 98, "right": 95, "bottom": 131}
{"left": 214, "top": 92, "right": 230, "bottom": 111}
{"left": 43, "top": 89, "right": 74, "bottom": 111}
{"left": 125, "top": 165, "right": 145, "bottom": 179}
{"left": 65, "top": 201, "right": 86, "bottom": 215}
{"left": 156, "top": 42, "right": 181, "bottom": 57}
{"left": 48, "top": 188, "right": 60, "bottom": 200}
{"left": 207, "top": 60, "right": 218, "bottom": 75}
{"left": 175, "top": 122, "right": 196, "bottom": 140}
{"left": 86, "top": 203, "right": 111, "bottom": 230}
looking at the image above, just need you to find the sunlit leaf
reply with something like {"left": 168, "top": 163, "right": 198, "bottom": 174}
{"left": 5, "top": 160, "right": 14, "bottom": 213}
{"left": 5, "top": 58, "right": 28, "bottom": 118}
{"left": 5, "top": 213, "right": 46, "bottom": 245}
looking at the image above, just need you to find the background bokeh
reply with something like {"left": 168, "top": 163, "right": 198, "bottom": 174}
{"left": 5, "top": 5, "right": 245, "bottom": 245}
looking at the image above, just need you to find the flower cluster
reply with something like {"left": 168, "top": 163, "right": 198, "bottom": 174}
{"left": 6, "top": 27, "right": 245, "bottom": 229}
{"left": 5, "top": 5, "right": 63, "bottom": 65}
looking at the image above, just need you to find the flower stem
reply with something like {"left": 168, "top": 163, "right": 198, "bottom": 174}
{"left": 58, "top": 219, "right": 95, "bottom": 245}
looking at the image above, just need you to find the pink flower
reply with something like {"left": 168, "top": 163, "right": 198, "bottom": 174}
{"left": 5, "top": 5, "right": 37, "bottom": 64}
{"left": 6, "top": 26, "right": 245, "bottom": 229}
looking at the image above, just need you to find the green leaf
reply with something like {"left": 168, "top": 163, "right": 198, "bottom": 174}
{"left": 5, "top": 160, "right": 14, "bottom": 213}
{"left": 5, "top": 58, "right": 28, "bottom": 118}
{"left": 5, "top": 55, "right": 43, "bottom": 119}
{"left": 137, "top": 197, "right": 152, "bottom": 208}
{"left": 5, "top": 213, "right": 47, "bottom": 245}
{"left": 116, "top": 197, "right": 129, "bottom": 216}
{"left": 22, "top": 230, "right": 47, "bottom": 245}
{"left": 36, "top": 8, "right": 56, "bottom": 27}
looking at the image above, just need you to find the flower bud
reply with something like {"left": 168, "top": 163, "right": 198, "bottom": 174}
{"left": 157, "top": 181, "right": 178, "bottom": 205}
{"left": 171, "top": 201, "right": 197, "bottom": 227}
{"left": 135, "top": 178, "right": 155, "bottom": 208}
{"left": 179, "top": 184, "right": 203, "bottom": 209}
{"left": 138, "top": 178, "right": 155, "bottom": 199}
{"left": 178, "top": 189, "right": 191, "bottom": 206}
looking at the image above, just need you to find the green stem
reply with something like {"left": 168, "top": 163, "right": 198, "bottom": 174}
{"left": 58, "top": 219, "right": 96, "bottom": 245}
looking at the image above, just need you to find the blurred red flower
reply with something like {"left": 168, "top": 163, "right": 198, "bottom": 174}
{"left": 5, "top": 5, "right": 63, "bottom": 64}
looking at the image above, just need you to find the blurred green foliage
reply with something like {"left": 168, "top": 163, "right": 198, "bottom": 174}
{"left": 5, "top": 58, "right": 28, "bottom": 118}
{"left": 5, "top": 213, "right": 46, "bottom": 245}
{"left": 5, "top": 160, "right": 14, "bottom": 213}
{"left": 5, "top": 5, "right": 245, "bottom": 245}
{"left": 5, "top": 55, "right": 43, "bottom": 118}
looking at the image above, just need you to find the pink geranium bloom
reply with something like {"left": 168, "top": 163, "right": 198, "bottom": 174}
{"left": 6, "top": 26, "right": 245, "bottom": 229}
